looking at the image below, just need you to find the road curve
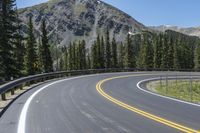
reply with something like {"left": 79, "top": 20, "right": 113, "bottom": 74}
{"left": 0, "top": 72, "right": 200, "bottom": 133}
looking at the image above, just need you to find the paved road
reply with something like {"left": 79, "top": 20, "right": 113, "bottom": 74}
{"left": 0, "top": 72, "right": 200, "bottom": 133}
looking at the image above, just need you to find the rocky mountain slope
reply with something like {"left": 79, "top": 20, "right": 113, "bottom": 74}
{"left": 149, "top": 25, "right": 200, "bottom": 38}
{"left": 18, "top": 0, "right": 146, "bottom": 47}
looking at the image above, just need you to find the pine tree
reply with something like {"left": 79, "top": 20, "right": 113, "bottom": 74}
{"left": 0, "top": 4, "right": 3, "bottom": 80}
{"left": 91, "top": 41, "right": 98, "bottom": 69}
{"left": 118, "top": 42, "right": 124, "bottom": 68}
{"left": 124, "top": 34, "right": 135, "bottom": 68}
{"left": 40, "top": 20, "right": 53, "bottom": 72}
{"left": 68, "top": 43, "right": 73, "bottom": 70}
{"left": 178, "top": 39, "right": 184, "bottom": 69}
{"left": 64, "top": 48, "right": 68, "bottom": 70}
{"left": 72, "top": 42, "right": 77, "bottom": 70}
{"left": 167, "top": 37, "right": 174, "bottom": 69}
{"left": 86, "top": 53, "right": 91, "bottom": 69}
{"left": 137, "top": 33, "right": 154, "bottom": 70}
{"left": 111, "top": 36, "right": 118, "bottom": 68}
{"left": 181, "top": 37, "right": 193, "bottom": 69}
{"left": 161, "top": 34, "right": 168, "bottom": 69}
{"left": 76, "top": 41, "right": 81, "bottom": 70}
{"left": 153, "top": 34, "right": 162, "bottom": 69}
{"left": 173, "top": 39, "right": 180, "bottom": 70}
{"left": 25, "top": 16, "right": 38, "bottom": 75}
{"left": 13, "top": 11, "right": 25, "bottom": 77}
{"left": 100, "top": 36, "right": 105, "bottom": 68}
{"left": 137, "top": 34, "right": 147, "bottom": 69}
{"left": 38, "top": 37, "right": 43, "bottom": 72}
{"left": 146, "top": 35, "right": 154, "bottom": 69}
{"left": 0, "top": 0, "right": 19, "bottom": 80}
{"left": 96, "top": 35, "right": 101, "bottom": 68}
{"left": 79, "top": 40, "right": 86, "bottom": 69}
{"left": 59, "top": 56, "right": 64, "bottom": 71}
{"left": 105, "top": 30, "right": 111, "bottom": 68}
{"left": 194, "top": 40, "right": 200, "bottom": 70}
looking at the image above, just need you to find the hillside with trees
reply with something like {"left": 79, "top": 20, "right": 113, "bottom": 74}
{"left": 60, "top": 30, "right": 199, "bottom": 71}
{"left": 0, "top": 0, "right": 200, "bottom": 82}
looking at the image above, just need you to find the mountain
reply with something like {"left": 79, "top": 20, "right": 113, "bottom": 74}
{"left": 149, "top": 25, "right": 200, "bottom": 38}
{"left": 18, "top": 0, "right": 146, "bottom": 47}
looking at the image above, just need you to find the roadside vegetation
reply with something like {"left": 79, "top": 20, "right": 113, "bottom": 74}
{"left": 148, "top": 80, "right": 200, "bottom": 104}
{"left": 1, "top": 0, "right": 200, "bottom": 83}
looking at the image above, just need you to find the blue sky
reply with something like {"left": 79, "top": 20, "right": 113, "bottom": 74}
{"left": 16, "top": 0, "right": 200, "bottom": 27}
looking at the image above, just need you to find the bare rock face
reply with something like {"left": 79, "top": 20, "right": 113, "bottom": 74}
{"left": 19, "top": 0, "right": 146, "bottom": 46}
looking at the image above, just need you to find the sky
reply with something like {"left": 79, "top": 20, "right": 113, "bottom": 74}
{"left": 16, "top": 0, "right": 200, "bottom": 27}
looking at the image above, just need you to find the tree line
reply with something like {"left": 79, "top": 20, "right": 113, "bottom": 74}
{"left": 59, "top": 30, "right": 200, "bottom": 71}
{"left": 1, "top": 0, "right": 200, "bottom": 82}
{"left": 0, "top": 0, "right": 53, "bottom": 81}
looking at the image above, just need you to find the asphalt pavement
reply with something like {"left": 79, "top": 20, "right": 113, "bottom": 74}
{"left": 0, "top": 72, "right": 199, "bottom": 133}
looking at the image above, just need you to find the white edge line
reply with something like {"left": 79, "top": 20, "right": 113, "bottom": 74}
{"left": 17, "top": 71, "right": 142, "bottom": 133}
{"left": 18, "top": 72, "right": 200, "bottom": 133}
{"left": 136, "top": 77, "right": 200, "bottom": 108}
{"left": 17, "top": 75, "right": 90, "bottom": 133}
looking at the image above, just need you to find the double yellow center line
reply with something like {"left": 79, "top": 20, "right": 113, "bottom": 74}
{"left": 96, "top": 74, "right": 200, "bottom": 133}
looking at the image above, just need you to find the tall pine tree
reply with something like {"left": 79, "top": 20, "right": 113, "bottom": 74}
{"left": 118, "top": 42, "right": 124, "bottom": 68}
{"left": 40, "top": 20, "right": 53, "bottom": 72}
{"left": 38, "top": 37, "right": 43, "bottom": 72}
{"left": 194, "top": 40, "right": 200, "bottom": 70}
{"left": 0, "top": 2, "right": 3, "bottom": 80}
{"left": 111, "top": 36, "right": 118, "bottom": 68}
{"left": 25, "top": 16, "right": 38, "bottom": 75}
{"left": 124, "top": 34, "right": 135, "bottom": 68}
{"left": 72, "top": 42, "right": 77, "bottom": 70}
{"left": 100, "top": 36, "right": 105, "bottom": 68}
{"left": 137, "top": 34, "right": 147, "bottom": 69}
{"left": 153, "top": 34, "right": 162, "bottom": 69}
{"left": 161, "top": 33, "right": 169, "bottom": 69}
{"left": 0, "top": 0, "right": 19, "bottom": 80}
{"left": 13, "top": 10, "right": 25, "bottom": 77}
{"left": 96, "top": 35, "right": 101, "bottom": 68}
{"left": 86, "top": 53, "right": 91, "bottom": 69}
{"left": 79, "top": 40, "right": 86, "bottom": 69}
{"left": 59, "top": 56, "right": 64, "bottom": 71}
{"left": 167, "top": 37, "right": 174, "bottom": 69}
{"left": 173, "top": 39, "right": 180, "bottom": 70}
{"left": 91, "top": 41, "right": 98, "bottom": 69}
{"left": 105, "top": 30, "right": 111, "bottom": 68}
{"left": 68, "top": 43, "right": 73, "bottom": 70}
{"left": 64, "top": 48, "right": 68, "bottom": 70}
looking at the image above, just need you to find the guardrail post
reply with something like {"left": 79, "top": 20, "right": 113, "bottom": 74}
{"left": 11, "top": 87, "right": 15, "bottom": 95}
{"left": 1, "top": 93, "right": 6, "bottom": 101}
{"left": 20, "top": 85, "right": 23, "bottom": 90}
{"left": 31, "top": 80, "right": 35, "bottom": 84}
{"left": 41, "top": 78, "right": 45, "bottom": 82}
{"left": 26, "top": 81, "right": 30, "bottom": 86}
{"left": 43, "top": 77, "right": 46, "bottom": 81}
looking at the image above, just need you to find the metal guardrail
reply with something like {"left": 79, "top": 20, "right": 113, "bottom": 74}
{"left": 0, "top": 68, "right": 200, "bottom": 101}
{"left": 0, "top": 68, "right": 135, "bottom": 101}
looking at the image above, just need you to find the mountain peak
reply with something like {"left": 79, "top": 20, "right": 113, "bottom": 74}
{"left": 18, "top": 0, "right": 146, "bottom": 46}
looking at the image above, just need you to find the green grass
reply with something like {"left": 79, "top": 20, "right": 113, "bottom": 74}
{"left": 148, "top": 80, "right": 200, "bottom": 104}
